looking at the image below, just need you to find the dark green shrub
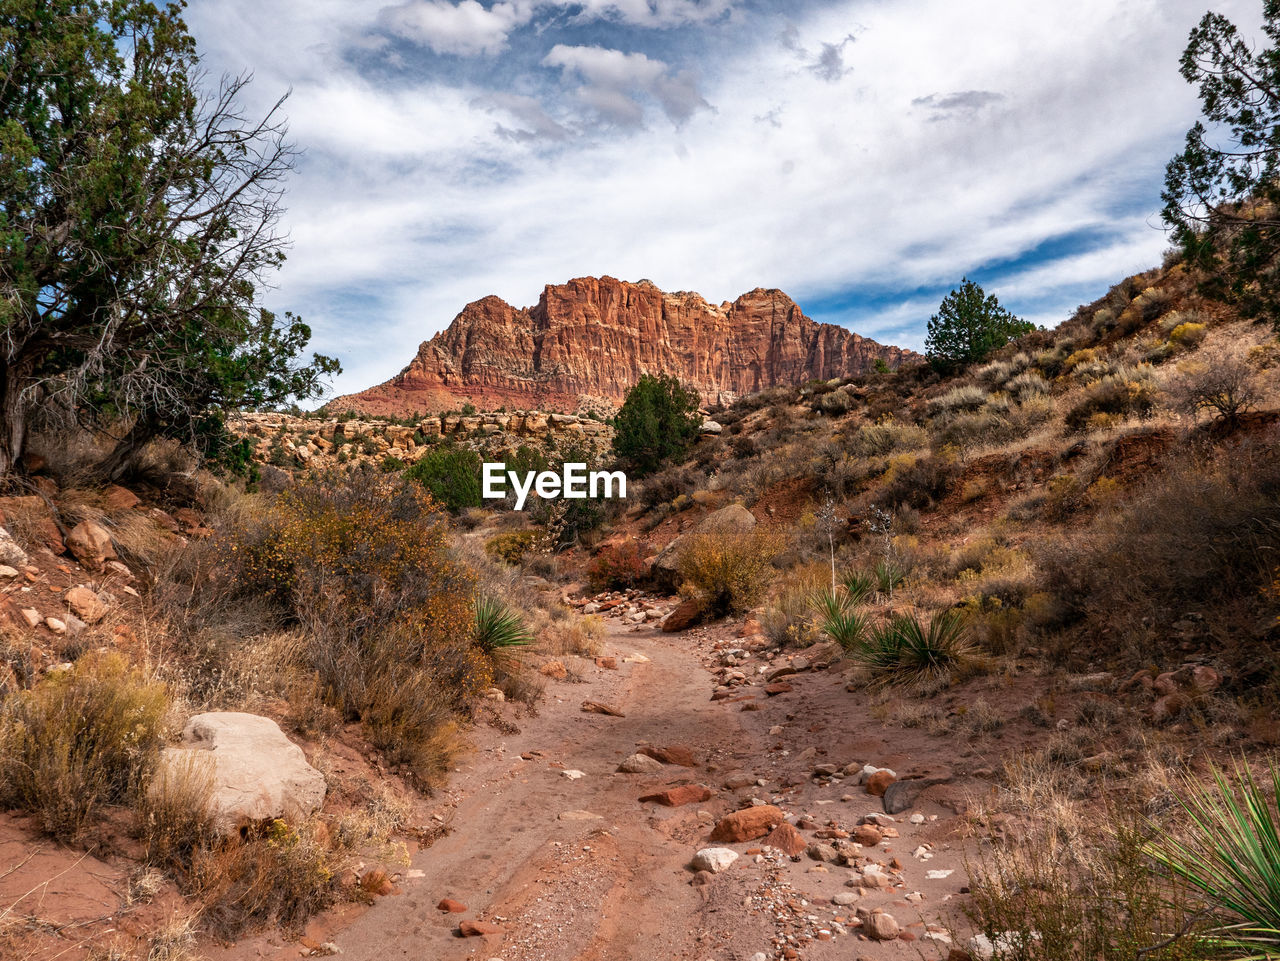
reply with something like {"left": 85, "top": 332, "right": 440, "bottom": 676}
{"left": 404, "top": 445, "right": 483, "bottom": 512}
{"left": 611, "top": 374, "right": 702, "bottom": 477}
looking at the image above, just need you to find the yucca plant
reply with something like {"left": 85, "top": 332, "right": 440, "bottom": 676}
{"left": 841, "top": 570, "right": 877, "bottom": 606}
{"left": 1146, "top": 760, "right": 1280, "bottom": 959}
{"left": 473, "top": 595, "right": 532, "bottom": 655}
{"left": 812, "top": 589, "right": 870, "bottom": 651}
{"left": 852, "top": 610, "right": 972, "bottom": 688}
{"left": 872, "top": 559, "right": 906, "bottom": 599}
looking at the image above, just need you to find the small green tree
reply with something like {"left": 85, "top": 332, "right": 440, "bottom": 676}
{"left": 404, "top": 445, "right": 482, "bottom": 513}
{"left": 925, "top": 279, "right": 1034, "bottom": 373}
{"left": 1163, "top": 1, "right": 1280, "bottom": 328}
{"left": 610, "top": 374, "right": 702, "bottom": 477}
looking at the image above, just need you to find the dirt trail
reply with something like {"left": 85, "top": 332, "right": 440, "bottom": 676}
{"left": 334, "top": 618, "right": 745, "bottom": 961}
{"left": 218, "top": 611, "right": 976, "bottom": 961}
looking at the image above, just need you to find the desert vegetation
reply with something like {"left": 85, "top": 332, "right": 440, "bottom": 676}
{"left": 2, "top": 0, "right": 1280, "bottom": 958}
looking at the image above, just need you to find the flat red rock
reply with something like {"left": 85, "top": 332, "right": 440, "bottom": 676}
{"left": 639, "top": 745, "right": 697, "bottom": 767}
{"left": 458, "top": 920, "right": 503, "bottom": 937}
{"left": 639, "top": 785, "right": 713, "bottom": 807}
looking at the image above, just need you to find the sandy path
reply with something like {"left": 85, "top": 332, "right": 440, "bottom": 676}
{"left": 333, "top": 618, "right": 752, "bottom": 961}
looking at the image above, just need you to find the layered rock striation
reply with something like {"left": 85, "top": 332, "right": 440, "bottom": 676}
{"left": 334, "top": 276, "right": 917, "bottom": 415}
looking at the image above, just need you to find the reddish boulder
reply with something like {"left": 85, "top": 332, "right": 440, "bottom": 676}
{"left": 639, "top": 785, "right": 714, "bottom": 807}
{"left": 66, "top": 520, "right": 116, "bottom": 572}
{"left": 437, "top": 899, "right": 467, "bottom": 913}
{"left": 853, "top": 824, "right": 883, "bottom": 846}
{"left": 763, "top": 821, "right": 808, "bottom": 856}
{"left": 866, "top": 770, "right": 896, "bottom": 797}
{"left": 638, "top": 745, "right": 697, "bottom": 767}
{"left": 662, "top": 598, "right": 702, "bottom": 633}
{"left": 103, "top": 485, "right": 141, "bottom": 511}
{"left": 458, "top": 920, "right": 502, "bottom": 937}
{"left": 709, "top": 805, "right": 786, "bottom": 843}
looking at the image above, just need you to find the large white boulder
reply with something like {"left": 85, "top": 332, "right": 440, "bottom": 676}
{"left": 162, "top": 712, "right": 326, "bottom": 832}
{"left": 690, "top": 847, "right": 739, "bottom": 874}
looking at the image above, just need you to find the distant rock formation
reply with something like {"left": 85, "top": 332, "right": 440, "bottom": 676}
{"left": 332, "top": 276, "right": 919, "bottom": 416}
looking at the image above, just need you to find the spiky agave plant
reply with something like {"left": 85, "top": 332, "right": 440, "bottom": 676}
{"left": 853, "top": 610, "right": 972, "bottom": 688}
{"left": 473, "top": 595, "right": 532, "bottom": 655}
{"left": 1146, "top": 760, "right": 1280, "bottom": 959}
{"left": 812, "top": 589, "right": 870, "bottom": 651}
{"left": 842, "top": 570, "right": 877, "bottom": 606}
{"left": 872, "top": 559, "right": 906, "bottom": 599}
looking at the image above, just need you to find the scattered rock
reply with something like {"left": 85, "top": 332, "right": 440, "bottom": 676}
{"left": 640, "top": 785, "right": 713, "bottom": 807}
{"left": 581, "top": 700, "right": 625, "bottom": 717}
{"left": 160, "top": 712, "right": 326, "bottom": 832}
{"left": 661, "top": 597, "right": 702, "bottom": 633}
{"left": 806, "top": 842, "right": 838, "bottom": 863}
{"left": 539, "top": 660, "right": 568, "bottom": 680}
{"left": 63, "top": 586, "right": 106, "bottom": 623}
{"left": 103, "top": 485, "right": 141, "bottom": 511}
{"left": 437, "top": 899, "right": 467, "bottom": 913}
{"left": 19, "top": 608, "right": 41, "bottom": 628}
{"left": 0, "top": 529, "right": 28, "bottom": 569}
{"left": 853, "top": 824, "right": 883, "bottom": 846}
{"left": 65, "top": 521, "right": 116, "bottom": 572}
{"left": 617, "top": 753, "right": 665, "bottom": 774}
{"left": 690, "top": 847, "right": 739, "bottom": 874}
{"left": 710, "top": 805, "right": 786, "bottom": 843}
{"left": 0, "top": 565, "right": 17, "bottom": 578}
{"left": 45, "top": 616, "right": 66, "bottom": 634}
{"left": 638, "top": 745, "right": 697, "bottom": 767}
{"left": 866, "top": 769, "right": 897, "bottom": 796}
{"left": 562, "top": 769, "right": 587, "bottom": 780}
{"left": 764, "top": 682, "right": 793, "bottom": 696}
{"left": 865, "top": 910, "right": 900, "bottom": 941}
{"left": 763, "top": 821, "right": 808, "bottom": 856}
{"left": 458, "top": 920, "right": 503, "bottom": 937}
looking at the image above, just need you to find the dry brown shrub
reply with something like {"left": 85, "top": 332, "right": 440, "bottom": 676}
{"left": 677, "top": 527, "right": 787, "bottom": 617}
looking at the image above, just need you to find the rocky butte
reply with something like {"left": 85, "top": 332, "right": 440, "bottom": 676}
{"left": 331, "top": 276, "right": 919, "bottom": 415}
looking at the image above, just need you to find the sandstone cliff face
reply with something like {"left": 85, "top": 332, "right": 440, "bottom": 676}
{"left": 334, "top": 277, "right": 919, "bottom": 415}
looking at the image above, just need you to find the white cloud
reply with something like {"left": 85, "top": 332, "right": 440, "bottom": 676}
{"left": 180, "top": 0, "right": 1262, "bottom": 399}
{"left": 379, "top": 0, "right": 536, "bottom": 56}
{"left": 374, "top": 0, "right": 733, "bottom": 58}
{"left": 568, "top": 0, "right": 733, "bottom": 27}
{"left": 543, "top": 44, "right": 708, "bottom": 125}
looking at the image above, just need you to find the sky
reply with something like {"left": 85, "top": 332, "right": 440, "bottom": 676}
{"left": 183, "top": 0, "right": 1260, "bottom": 401}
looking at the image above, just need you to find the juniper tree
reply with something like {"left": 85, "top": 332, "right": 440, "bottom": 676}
{"left": 0, "top": 0, "right": 336, "bottom": 477}
{"left": 1163, "top": 1, "right": 1280, "bottom": 328}
{"left": 925, "top": 279, "right": 1034, "bottom": 373}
